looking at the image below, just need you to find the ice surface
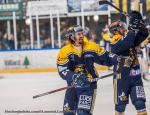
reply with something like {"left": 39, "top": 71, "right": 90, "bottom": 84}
{"left": 0, "top": 71, "right": 149, "bottom": 115}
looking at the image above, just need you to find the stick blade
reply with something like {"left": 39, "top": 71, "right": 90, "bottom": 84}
{"left": 33, "top": 95, "right": 39, "bottom": 99}
{"left": 99, "top": 0, "right": 109, "bottom": 5}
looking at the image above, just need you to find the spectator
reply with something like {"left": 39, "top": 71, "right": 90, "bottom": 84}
{"left": 2, "top": 33, "right": 10, "bottom": 50}
{"left": 8, "top": 34, "right": 15, "bottom": 49}
{"left": 42, "top": 38, "right": 53, "bottom": 48}
{"left": 101, "top": 24, "right": 111, "bottom": 51}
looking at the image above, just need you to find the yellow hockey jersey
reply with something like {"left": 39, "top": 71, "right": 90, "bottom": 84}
{"left": 57, "top": 40, "right": 118, "bottom": 85}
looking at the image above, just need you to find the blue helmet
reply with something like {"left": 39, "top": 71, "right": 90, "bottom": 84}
{"left": 109, "top": 21, "right": 126, "bottom": 35}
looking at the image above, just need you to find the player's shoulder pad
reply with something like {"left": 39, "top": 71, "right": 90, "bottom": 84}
{"left": 84, "top": 41, "right": 105, "bottom": 55}
{"left": 57, "top": 44, "right": 71, "bottom": 65}
{"left": 111, "top": 34, "right": 122, "bottom": 45}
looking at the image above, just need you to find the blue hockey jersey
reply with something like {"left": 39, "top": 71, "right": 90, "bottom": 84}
{"left": 111, "top": 29, "right": 149, "bottom": 72}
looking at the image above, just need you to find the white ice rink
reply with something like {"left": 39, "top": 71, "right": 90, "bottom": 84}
{"left": 0, "top": 71, "right": 149, "bottom": 115}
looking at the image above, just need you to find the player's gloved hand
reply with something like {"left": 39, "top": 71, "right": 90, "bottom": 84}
{"left": 123, "top": 56, "right": 134, "bottom": 67}
{"left": 116, "top": 56, "right": 134, "bottom": 72}
{"left": 128, "top": 11, "right": 143, "bottom": 32}
{"left": 72, "top": 73, "right": 90, "bottom": 87}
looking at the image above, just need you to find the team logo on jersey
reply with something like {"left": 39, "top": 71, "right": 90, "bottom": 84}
{"left": 118, "top": 92, "right": 127, "bottom": 101}
{"left": 63, "top": 103, "right": 73, "bottom": 112}
{"left": 78, "top": 95, "right": 92, "bottom": 110}
{"left": 136, "top": 86, "right": 145, "bottom": 98}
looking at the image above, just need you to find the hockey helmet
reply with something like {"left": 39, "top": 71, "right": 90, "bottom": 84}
{"left": 109, "top": 21, "right": 127, "bottom": 35}
{"left": 64, "top": 25, "right": 83, "bottom": 41}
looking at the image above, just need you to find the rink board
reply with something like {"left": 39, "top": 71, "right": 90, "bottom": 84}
{"left": 0, "top": 49, "right": 108, "bottom": 73}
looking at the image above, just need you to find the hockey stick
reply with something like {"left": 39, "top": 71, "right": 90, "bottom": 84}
{"left": 98, "top": 0, "right": 129, "bottom": 17}
{"left": 143, "top": 74, "right": 150, "bottom": 81}
{"left": 33, "top": 71, "right": 117, "bottom": 99}
{"left": 89, "top": 71, "right": 117, "bottom": 82}
{"left": 33, "top": 85, "right": 75, "bottom": 99}
{"left": 98, "top": 0, "right": 147, "bottom": 28}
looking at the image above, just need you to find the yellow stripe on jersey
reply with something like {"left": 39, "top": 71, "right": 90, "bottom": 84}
{"left": 111, "top": 34, "right": 122, "bottom": 45}
{"left": 90, "top": 89, "right": 97, "bottom": 114}
{"left": 114, "top": 78, "right": 117, "bottom": 104}
{"left": 144, "top": 39, "right": 149, "bottom": 45}
{"left": 117, "top": 73, "right": 121, "bottom": 80}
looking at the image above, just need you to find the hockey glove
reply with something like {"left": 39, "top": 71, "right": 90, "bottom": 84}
{"left": 128, "top": 11, "right": 143, "bottom": 32}
{"left": 72, "top": 73, "right": 90, "bottom": 87}
{"left": 117, "top": 56, "right": 133, "bottom": 72}
{"left": 123, "top": 56, "right": 134, "bottom": 67}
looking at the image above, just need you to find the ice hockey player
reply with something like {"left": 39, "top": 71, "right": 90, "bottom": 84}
{"left": 109, "top": 11, "right": 149, "bottom": 115}
{"left": 57, "top": 25, "right": 132, "bottom": 115}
